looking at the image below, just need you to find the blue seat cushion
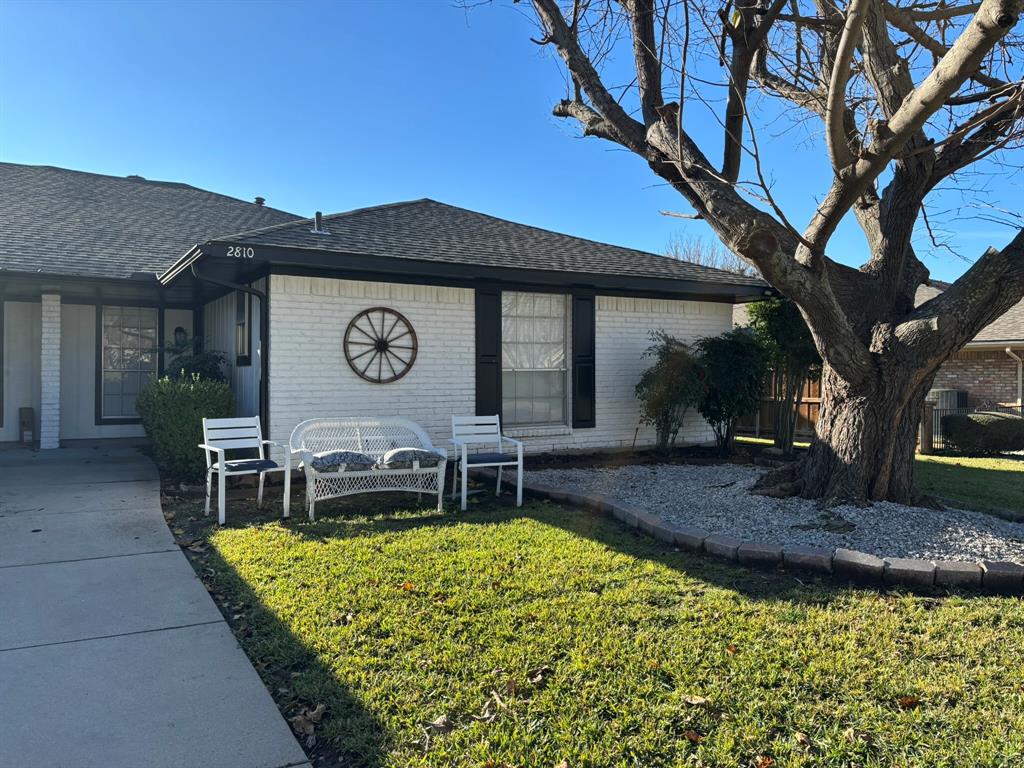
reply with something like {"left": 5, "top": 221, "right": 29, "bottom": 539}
{"left": 221, "top": 458, "right": 279, "bottom": 473}
{"left": 377, "top": 447, "right": 445, "bottom": 470}
{"left": 464, "top": 452, "right": 518, "bottom": 465}
{"left": 311, "top": 450, "right": 376, "bottom": 472}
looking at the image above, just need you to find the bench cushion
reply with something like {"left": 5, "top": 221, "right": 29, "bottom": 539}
{"left": 464, "top": 452, "right": 519, "bottom": 465}
{"left": 311, "top": 450, "right": 376, "bottom": 472}
{"left": 377, "top": 447, "right": 445, "bottom": 470}
{"left": 220, "top": 458, "right": 280, "bottom": 473}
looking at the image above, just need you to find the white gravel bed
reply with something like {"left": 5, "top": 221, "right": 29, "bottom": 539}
{"left": 526, "top": 463, "right": 1024, "bottom": 563}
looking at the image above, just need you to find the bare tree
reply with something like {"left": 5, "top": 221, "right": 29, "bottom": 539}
{"left": 665, "top": 233, "right": 760, "bottom": 276}
{"left": 521, "top": 0, "right": 1024, "bottom": 504}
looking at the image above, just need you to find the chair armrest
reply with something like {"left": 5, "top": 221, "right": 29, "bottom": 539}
{"left": 500, "top": 436, "right": 524, "bottom": 450}
{"left": 197, "top": 444, "right": 225, "bottom": 470}
{"left": 262, "top": 440, "right": 285, "bottom": 449}
{"left": 450, "top": 438, "right": 467, "bottom": 447}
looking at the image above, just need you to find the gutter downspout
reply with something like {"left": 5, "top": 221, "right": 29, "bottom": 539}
{"left": 1007, "top": 347, "right": 1023, "bottom": 406}
{"left": 191, "top": 262, "right": 271, "bottom": 436}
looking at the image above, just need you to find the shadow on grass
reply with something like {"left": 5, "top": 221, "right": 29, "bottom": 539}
{"left": 193, "top": 537, "right": 389, "bottom": 768}
{"left": 271, "top": 487, "right": 849, "bottom": 605}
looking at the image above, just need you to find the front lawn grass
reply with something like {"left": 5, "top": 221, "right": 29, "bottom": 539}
{"left": 736, "top": 437, "right": 1023, "bottom": 515}
{"left": 171, "top": 495, "right": 1024, "bottom": 768}
{"left": 915, "top": 454, "right": 1024, "bottom": 514}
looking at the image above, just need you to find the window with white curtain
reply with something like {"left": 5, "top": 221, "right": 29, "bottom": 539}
{"left": 501, "top": 292, "right": 568, "bottom": 426}
{"left": 101, "top": 306, "right": 158, "bottom": 419}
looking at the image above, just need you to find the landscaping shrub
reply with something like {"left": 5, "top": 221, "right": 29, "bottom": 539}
{"left": 136, "top": 375, "right": 235, "bottom": 479}
{"left": 165, "top": 349, "right": 228, "bottom": 382}
{"left": 942, "top": 412, "right": 1024, "bottom": 455}
{"left": 695, "top": 328, "right": 768, "bottom": 453}
{"left": 635, "top": 331, "right": 704, "bottom": 452}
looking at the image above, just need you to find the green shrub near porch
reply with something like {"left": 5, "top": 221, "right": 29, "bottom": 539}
{"left": 137, "top": 375, "right": 235, "bottom": 479}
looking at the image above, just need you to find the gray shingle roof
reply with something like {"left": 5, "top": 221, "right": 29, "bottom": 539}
{"left": 916, "top": 284, "right": 1023, "bottom": 344}
{"left": 0, "top": 162, "right": 300, "bottom": 280}
{"left": 212, "top": 199, "right": 767, "bottom": 288}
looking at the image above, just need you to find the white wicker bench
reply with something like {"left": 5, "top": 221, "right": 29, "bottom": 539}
{"left": 286, "top": 417, "right": 447, "bottom": 520}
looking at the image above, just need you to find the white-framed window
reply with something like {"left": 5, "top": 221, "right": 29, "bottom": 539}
{"left": 501, "top": 292, "right": 568, "bottom": 426}
{"left": 101, "top": 306, "right": 158, "bottom": 420}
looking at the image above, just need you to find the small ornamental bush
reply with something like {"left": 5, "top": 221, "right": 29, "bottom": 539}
{"left": 942, "top": 412, "right": 1024, "bottom": 455}
{"left": 136, "top": 375, "right": 235, "bottom": 479}
{"left": 165, "top": 350, "right": 228, "bottom": 382}
{"left": 695, "top": 328, "right": 768, "bottom": 453}
{"left": 635, "top": 331, "right": 704, "bottom": 452}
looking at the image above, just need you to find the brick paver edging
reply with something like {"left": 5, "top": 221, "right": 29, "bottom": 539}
{"left": 507, "top": 475, "right": 1024, "bottom": 595}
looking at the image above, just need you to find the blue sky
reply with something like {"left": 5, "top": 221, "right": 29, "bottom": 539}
{"left": 1, "top": 0, "right": 1018, "bottom": 283}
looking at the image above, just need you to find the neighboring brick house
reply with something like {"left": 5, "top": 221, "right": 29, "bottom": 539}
{"left": 1, "top": 162, "right": 766, "bottom": 451}
{"left": 915, "top": 283, "right": 1023, "bottom": 407}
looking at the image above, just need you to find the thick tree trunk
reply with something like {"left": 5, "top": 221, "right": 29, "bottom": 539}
{"left": 796, "top": 363, "right": 934, "bottom": 504}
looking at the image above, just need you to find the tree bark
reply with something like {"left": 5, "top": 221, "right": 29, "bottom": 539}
{"left": 797, "top": 363, "right": 935, "bottom": 503}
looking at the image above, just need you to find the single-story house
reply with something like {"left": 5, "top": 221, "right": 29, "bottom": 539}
{"left": 1, "top": 162, "right": 767, "bottom": 453}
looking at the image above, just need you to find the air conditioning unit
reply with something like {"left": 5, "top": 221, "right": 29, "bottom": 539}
{"left": 927, "top": 388, "right": 968, "bottom": 410}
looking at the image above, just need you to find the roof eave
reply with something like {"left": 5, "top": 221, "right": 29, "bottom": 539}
{"left": 169, "top": 239, "right": 769, "bottom": 302}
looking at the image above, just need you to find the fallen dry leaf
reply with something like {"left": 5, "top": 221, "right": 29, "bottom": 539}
{"left": 554, "top": 761, "right": 569, "bottom": 768}
{"left": 753, "top": 757, "right": 774, "bottom": 768}
{"left": 684, "top": 729, "right": 704, "bottom": 743}
{"left": 400, "top": 581, "right": 415, "bottom": 592}
{"left": 527, "top": 665, "right": 553, "bottom": 685}
{"left": 683, "top": 695, "right": 710, "bottom": 707}
{"left": 425, "top": 714, "right": 454, "bottom": 733}
{"left": 794, "top": 731, "right": 811, "bottom": 746}
{"left": 725, "top": 644, "right": 738, "bottom": 655}
{"left": 897, "top": 695, "right": 921, "bottom": 710}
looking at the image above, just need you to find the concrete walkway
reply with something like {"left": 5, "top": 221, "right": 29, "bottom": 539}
{"left": 0, "top": 444, "right": 309, "bottom": 768}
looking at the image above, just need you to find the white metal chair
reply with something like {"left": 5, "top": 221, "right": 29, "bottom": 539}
{"left": 450, "top": 415, "right": 523, "bottom": 511}
{"left": 199, "top": 416, "right": 288, "bottom": 525}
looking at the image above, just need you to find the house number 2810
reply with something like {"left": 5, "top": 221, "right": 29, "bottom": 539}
{"left": 227, "top": 246, "right": 255, "bottom": 259}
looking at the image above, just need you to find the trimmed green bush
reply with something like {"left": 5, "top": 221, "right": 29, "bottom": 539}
{"left": 136, "top": 375, "right": 235, "bottom": 479}
{"left": 695, "top": 328, "right": 768, "bottom": 454}
{"left": 635, "top": 331, "right": 704, "bottom": 453}
{"left": 942, "top": 412, "right": 1024, "bottom": 455}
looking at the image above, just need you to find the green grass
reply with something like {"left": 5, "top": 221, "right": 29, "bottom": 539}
{"left": 171, "top": 495, "right": 1024, "bottom": 768}
{"left": 915, "top": 455, "right": 1024, "bottom": 514}
{"left": 736, "top": 438, "right": 1023, "bottom": 515}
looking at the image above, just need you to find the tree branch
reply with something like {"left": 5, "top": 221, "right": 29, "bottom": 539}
{"left": 827, "top": 0, "right": 872, "bottom": 170}
{"left": 897, "top": 229, "right": 1024, "bottom": 358}
{"left": 625, "top": 0, "right": 664, "bottom": 126}
{"left": 801, "top": 0, "right": 1022, "bottom": 256}
{"left": 531, "top": 0, "right": 649, "bottom": 154}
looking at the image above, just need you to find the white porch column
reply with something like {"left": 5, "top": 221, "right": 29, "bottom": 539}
{"left": 39, "top": 293, "right": 62, "bottom": 449}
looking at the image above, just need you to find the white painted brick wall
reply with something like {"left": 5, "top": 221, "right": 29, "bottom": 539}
{"left": 268, "top": 276, "right": 733, "bottom": 453}
{"left": 269, "top": 276, "right": 476, "bottom": 446}
{"left": 39, "top": 294, "right": 62, "bottom": 449}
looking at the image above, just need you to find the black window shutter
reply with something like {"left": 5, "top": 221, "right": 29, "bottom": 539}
{"left": 571, "top": 293, "right": 596, "bottom": 428}
{"left": 475, "top": 288, "right": 502, "bottom": 416}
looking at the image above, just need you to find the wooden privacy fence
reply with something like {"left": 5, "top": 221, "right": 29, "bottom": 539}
{"left": 735, "top": 378, "right": 821, "bottom": 439}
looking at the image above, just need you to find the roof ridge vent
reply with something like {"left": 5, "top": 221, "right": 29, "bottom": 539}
{"left": 126, "top": 174, "right": 146, "bottom": 181}
{"left": 310, "top": 210, "right": 328, "bottom": 234}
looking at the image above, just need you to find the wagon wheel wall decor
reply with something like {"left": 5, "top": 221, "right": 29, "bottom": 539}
{"left": 344, "top": 307, "right": 418, "bottom": 383}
